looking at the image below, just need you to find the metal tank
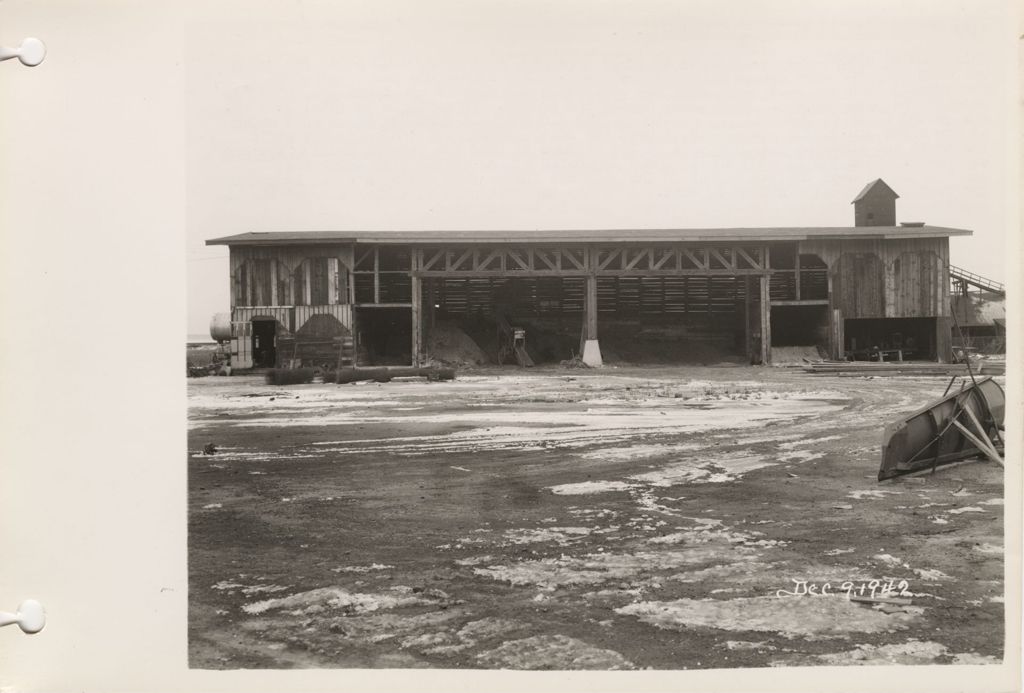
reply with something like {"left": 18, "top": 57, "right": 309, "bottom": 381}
{"left": 209, "top": 313, "right": 233, "bottom": 343}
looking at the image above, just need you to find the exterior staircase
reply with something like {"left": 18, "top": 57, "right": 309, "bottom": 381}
{"left": 949, "top": 265, "right": 1005, "bottom": 296}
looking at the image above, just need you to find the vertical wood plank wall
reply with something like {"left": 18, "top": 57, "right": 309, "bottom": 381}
{"left": 800, "top": 237, "right": 951, "bottom": 360}
{"left": 799, "top": 237, "right": 950, "bottom": 319}
{"left": 229, "top": 245, "right": 355, "bottom": 336}
{"left": 293, "top": 304, "right": 353, "bottom": 332}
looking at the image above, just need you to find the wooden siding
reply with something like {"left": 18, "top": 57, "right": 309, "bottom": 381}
{"left": 229, "top": 305, "right": 353, "bottom": 334}
{"left": 230, "top": 320, "right": 253, "bottom": 369}
{"left": 230, "top": 245, "right": 353, "bottom": 308}
{"left": 853, "top": 185, "right": 897, "bottom": 227}
{"left": 232, "top": 306, "right": 294, "bottom": 333}
{"left": 799, "top": 238, "right": 950, "bottom": 319}
{"left": 889, "top": 250, "right": 946, "bottom": 318}
{"left": 294, "top": 304, "right": 353, "bottom": 333}
{"left": 833, "top": 253, "right": 885, "bottom": 318}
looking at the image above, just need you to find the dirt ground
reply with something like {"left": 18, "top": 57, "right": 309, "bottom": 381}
{"left": 187, "top": 366, "right": 1005, "bottom": 670}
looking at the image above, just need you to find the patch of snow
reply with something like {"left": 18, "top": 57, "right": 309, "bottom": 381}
{"left": 242, "top": 587, "right": 423, "bottom": 615}
{"left": 649, "top": 527, "right": 784, "bottom": 548}
{"left": 577, "top": 443, "right": 701, "bottom": 461}
{"left": 777, "top": 450, "right": 824, "bottom": 463}
{"left": 197, "top": 388, "right": 848, "bottom": 462}
{"left": 475, "top": 634, "right": 633, "bottom": 670}
{"left": 454, "top": 555, "right": 493, "bottom": 566}
{"left": 549, "top": 480, "right": 634, "bottom": 496}
{"left": 874, "top": 554, "right": 911, "bottom": 570}
{"left": 813, "top": 640, "right": 949, "bottom": 665}
{"left": 330, "top": 563, "right": 393, "bottom": 573}
{"left": 720, "top": 640, "right": 776, "bottom": 651}
{"left": 847, "top": 489, "right": 901, "bottom": 500}
{"left": 873, "top": 556, "right": 948, "bottom": 581}
{"left": 500, "top": 527, "right": 595, "bottom": 545}
{"left": 212, "top": 581, "right": 291, "bottom": 596}
{"left": 630, "top": 451, "right": 775, "bottom": 487}
{"left": 616, "top": 595, "right": 919, "bottom": 637}
{"left": 777, "top": 435, "right": 844, "bottom": 449}
{"left": 473, "top": 546, "right": 757, "bottom": 590}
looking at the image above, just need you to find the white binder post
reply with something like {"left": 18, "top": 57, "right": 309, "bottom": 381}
{"left": 0, "top": 37, "right": 46, "bottom": 66}
{"left": 1, "top": 33, "right": 46, "bottom": 638}
{"left": 0, "top": 600, "right": 46, "bottom": 634}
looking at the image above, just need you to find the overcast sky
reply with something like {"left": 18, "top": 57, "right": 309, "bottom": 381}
{"left": 186, "top": 0, "right": 1014, "bottom": 337}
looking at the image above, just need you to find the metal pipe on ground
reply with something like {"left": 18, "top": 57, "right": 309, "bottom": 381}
{"left": 333, "top": 367, "right": 456, "bottom": 384}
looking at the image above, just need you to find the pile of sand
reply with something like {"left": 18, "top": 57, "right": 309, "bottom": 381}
{"left": 771, "top": 345, "right": 825, "bottom": 366}
{"left": 426, "top": 322, "right": 489, "bottom": 366}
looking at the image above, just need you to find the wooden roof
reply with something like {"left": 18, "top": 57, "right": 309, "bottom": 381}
{"left": 852, "top": 178, "right": 899, "bottom": 203}
{"left": 207, "top": 225, "right": 971, "bottom": 247}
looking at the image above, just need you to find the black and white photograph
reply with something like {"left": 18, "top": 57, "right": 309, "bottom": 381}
{"left": 1, "top": 1, "right": 1018, "bottom": 691}
{"left": 182, "top": 0, "right": 1015, "bottom": 675}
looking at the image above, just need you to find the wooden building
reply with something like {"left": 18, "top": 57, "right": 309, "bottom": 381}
{"left": 207, "top": 180, "right": 969, "bottom": 368}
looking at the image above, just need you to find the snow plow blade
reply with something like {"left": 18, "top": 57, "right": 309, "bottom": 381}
{"left": 879, "top": 376, "right": 1004, "bottom": 481}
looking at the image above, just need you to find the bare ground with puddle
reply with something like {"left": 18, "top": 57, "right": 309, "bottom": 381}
{"left": 188, "top": 366, "right": 1004, "bottom": 669}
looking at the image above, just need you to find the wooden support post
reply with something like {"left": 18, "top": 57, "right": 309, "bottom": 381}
{"left": 585, "top": 274, "right": 598, "bottom": 341}
{"left": 411, "top": 274, "right": 422, "bottom": 367}
{"left": 270, "top": 260, "right": 278, "bottom": 306}
{"left": 835, "top": 309, "right": 845, "bottom": 360}
{"left": 581, "top": 271, "right": 602, "bottom": 366}
{"left": 760, "top": 274, "right": 771, "bottom": 365}
{"left": 326, "top": 258, "right": 337, "bottom": 305}
{"left": 744, "top": 275, "right": 752, "bottom": 362}
{"left": 344, "top": 245, "right": 356, "bottom": 305}
{"left": 426, "top": 278, "right": 436, "bottom": 329}
{"left": 244, "top": 260, "right": 253, "bottom": 307}
{"left": 794, "top": 252, "right": 801, "bottom": 301}
{"left": 826, "top": 269, "right": 834, "bottom": 358}
{"left": 373, "top": 247, "right": 381, "bottom": 304}
{"left": 935, "top": 316, "right": 952, "bottom": 364}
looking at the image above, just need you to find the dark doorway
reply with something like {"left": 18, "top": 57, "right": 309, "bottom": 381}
{"left": 355, "top": 307, "right": 412, "bottom": 366}
{"left": 771, "top": 305, "right": 829, "bottom": 347}
{"left": 844, "top": 317, "right": 936, "bottom": 361}
{"left": 251, "top": 318, "right": 277, "bottom": 367}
